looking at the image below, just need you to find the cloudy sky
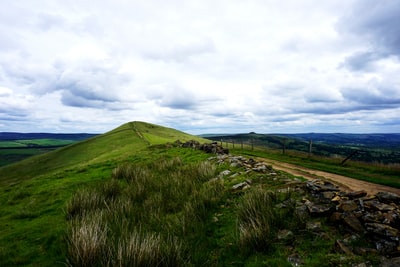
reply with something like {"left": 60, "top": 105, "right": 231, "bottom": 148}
{"left": 1, "top": 0, "right": 400, "bottom": 134}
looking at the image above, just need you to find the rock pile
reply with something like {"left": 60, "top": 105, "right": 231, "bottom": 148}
{"left": 302, "top": 179, "right": 400, "bottom": 258}
{"left": 210, "top": 154, "right": 400, "bottom": 265}
{"left": 178, "top": 140, "right": 229, "bottom": 154}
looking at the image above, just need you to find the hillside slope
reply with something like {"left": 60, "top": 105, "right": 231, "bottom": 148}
{"left": 0, "top": 121, "right": 208, "bottom": 266}
{"left": 0, "top": 121, "right": 205, "bottom": 184}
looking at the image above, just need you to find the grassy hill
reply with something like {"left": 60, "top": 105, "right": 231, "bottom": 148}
{"left": 1, "top": 122, "right": 397, "bottom": 266}
{"left": 0, "top": 121, "right": 208, "bottom": 266}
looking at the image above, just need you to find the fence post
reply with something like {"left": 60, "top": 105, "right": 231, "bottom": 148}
{"left": 282, "top": 138, "right": 287, "bottom": 154}
{"left": 309, "top": 140, "right": 313, "bottom": 156}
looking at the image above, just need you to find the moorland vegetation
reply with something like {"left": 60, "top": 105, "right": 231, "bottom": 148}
{"left": 0, "top": 121, "right": 399, "bottom": 266}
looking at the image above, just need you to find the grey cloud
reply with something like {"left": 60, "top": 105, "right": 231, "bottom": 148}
{"left": 340, "top": 51, "right": 384, "bottom": 71}
{"left": 338, "top": 0, "right": 400, "bottom": 69}
{"left": 157, "top": 89, "right": 197, "bottom": 110}
{"left": 341, "top": 86, "right": 400, "bottom": 107}
{"left": 61, "top": 90, "right": 107, "bottom": 108}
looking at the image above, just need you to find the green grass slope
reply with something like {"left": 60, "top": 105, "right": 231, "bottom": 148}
{"left": 0, "top": 121, "right": 208, "bottom": 266}
{"left": 0, "top": 121, "right": 205, "bottom": 185}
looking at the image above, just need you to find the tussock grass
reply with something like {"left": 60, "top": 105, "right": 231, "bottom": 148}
{"left": 237, "top": 187, "right": 275, "bottom": 251}
{"left": 66, "top": 188, "right": 104, "bottom": 220}
{"left": 236, "top": 187, "right": 300, "bottom": 253}
{"left": 67, "top": 212, "right": 110, "bottom": 267}
{"left": 66, "top": 157, "right": 219, "bottom": 266}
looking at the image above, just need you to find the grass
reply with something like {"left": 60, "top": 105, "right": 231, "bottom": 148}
{"left": 65, "top": 157, "right": 220, "bottom": 266}
{"left": 0, "top": 121, "right": 396, "bottom": 266}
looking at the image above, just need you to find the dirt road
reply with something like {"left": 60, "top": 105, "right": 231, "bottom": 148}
{"left": 259, "top": 158, "right": 400, "bottom": 196}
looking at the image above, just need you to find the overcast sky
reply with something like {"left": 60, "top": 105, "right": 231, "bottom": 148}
{"left": 1, "top": 0, "right": 400, "bottom": 134}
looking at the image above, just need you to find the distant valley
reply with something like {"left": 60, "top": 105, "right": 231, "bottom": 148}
{"left": 203, "top": 133, "right": 400, "bottom": 164}
{"left": 0, "top": 132, "right": 98, "bottom": 167}
{"left": 2, "top": 132, "right": 400, "bottom": 167}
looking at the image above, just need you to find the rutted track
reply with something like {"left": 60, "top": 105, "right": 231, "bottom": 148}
{"left": 259, "top": 158, "right": 400, "bottom": 196}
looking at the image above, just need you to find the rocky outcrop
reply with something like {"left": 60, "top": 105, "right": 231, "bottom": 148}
{"left": 304, "top": 179, "right": 400, "bottom": 256}
{"left": 179, "top": 140, "right": 229, "bottom": 154}
{"left": 200, "top": 152, "right": 400, "bottom": 264}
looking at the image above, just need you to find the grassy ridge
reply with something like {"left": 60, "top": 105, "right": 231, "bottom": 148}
{"left": 0, "top": 121, "right": 208, "bottom": 266}
{"left": 0, "top": 121, "right": 396, "bottom": 266}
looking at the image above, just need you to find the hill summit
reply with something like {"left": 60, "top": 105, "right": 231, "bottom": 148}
{"left": 0, "top": 121, "right": 207, "bottom": 182}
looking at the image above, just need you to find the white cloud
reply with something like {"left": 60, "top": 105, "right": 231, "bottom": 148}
{"left": 0, "top": 0, "right": 399, "bottom": 133}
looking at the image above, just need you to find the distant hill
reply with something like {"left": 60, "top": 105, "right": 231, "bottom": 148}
{"left": 205, "top": 132, "right": 400, "bottom": 164}
{"left": 0, "top": 132, "right": 98, "bottom": 140}
{"left": 0, "top": 121, "right": 208, "bottom": 181}
{"left": 279, "top": 133, "right": 400, "bottom": 149}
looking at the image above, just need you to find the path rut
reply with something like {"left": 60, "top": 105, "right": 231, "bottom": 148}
{"left": 259, "top": 158, "right": 400, "bottom": 196}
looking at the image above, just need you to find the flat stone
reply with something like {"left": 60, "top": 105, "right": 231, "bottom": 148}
{"left": 342, "top": 212, "right": 366, "bottom": 233}
{"left": 338, "top": 200, "right": 359, "bottom": 212}
{"left": 376, "top": 192, "right": 400, "bottom": 204}
{"left": 232, "top": 181, "right": 249, "bottom": 190}
{"left": 382, "top": 210, "right": 399, "bottom": 225}
{"left": 364, "top": 200, "right": 396, "bottom": 212}
{"left": 345, "top": 190, "right": 368, "bottom": 199}
{"left": 219, "top": 170, "right": 231, "bottom": 177}
{"left": 362, "top": 211, "right": 384, "bottom": 223}
{"left": 320, "top": 191, "right": 336, "bottom": 201}
{"left": 307, "top": 203, "right": 334, "bottom": 216}
{"left": 365, "top": 223, "right": 399, "bottom": 241}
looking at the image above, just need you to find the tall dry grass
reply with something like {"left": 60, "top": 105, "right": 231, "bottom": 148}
{"left": 236, "top": 187, "right": 300, "bottom": 252}
{"left": 66, "top": 157, "right": 220, "bottom": 266}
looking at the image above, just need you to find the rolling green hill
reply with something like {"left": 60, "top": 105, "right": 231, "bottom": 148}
{"left": 1, "top": 121, "right": 397, "bottom": 266}
{"left": 0, "top": 121, "right": 208, "bottom": 266}
{"left": 0, "top": 121, "right": 206, "bottom": 184}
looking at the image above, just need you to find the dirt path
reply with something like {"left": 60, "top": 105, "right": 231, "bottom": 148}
{"left": 259, "top": 158, "right": 400, "bottom": 196}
